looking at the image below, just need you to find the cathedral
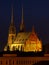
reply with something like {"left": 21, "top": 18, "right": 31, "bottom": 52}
{"left": 4, "top": 7, "right": 42, "bottom": 52}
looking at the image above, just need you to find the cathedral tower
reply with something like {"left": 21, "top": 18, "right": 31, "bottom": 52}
{"left": 4, "top": 7, "right": 16, "bottom": 51}
{"left": 7, "top": 7, "right": 16, "bottom": 46}
{"left": 19, "top": 6, "right": 25, "bottom": 32}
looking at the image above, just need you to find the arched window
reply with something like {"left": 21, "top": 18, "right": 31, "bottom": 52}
{"left": 21, "top": 45, "right": 24, "bottom": 51}
{"left": 12, "top": 46, "right": 15, "bottom": 51}
{"left": 18, "top": 46, "right": 20, "bottom": 50}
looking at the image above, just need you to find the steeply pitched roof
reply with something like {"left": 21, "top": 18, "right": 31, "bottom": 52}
{"left": 14, "top": 32, "right": 31, "bottom": 44}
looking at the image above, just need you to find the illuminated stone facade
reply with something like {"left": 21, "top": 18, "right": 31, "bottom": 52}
{"left": 4, "top": 7, "right": 42, "bottom": 52}
{"left": 24, "top": 27, "right": 42, "bottom": 52}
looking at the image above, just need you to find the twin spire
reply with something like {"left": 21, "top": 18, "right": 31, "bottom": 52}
{"left": 10, "top": 5, "right": 25, "bottom": 33}
{"left": 10, "top": 6, "right": 35, "bottom": 33}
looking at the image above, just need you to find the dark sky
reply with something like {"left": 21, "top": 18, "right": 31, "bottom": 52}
{"left": 0, "top": 0, "right": 49, "bottom": 51}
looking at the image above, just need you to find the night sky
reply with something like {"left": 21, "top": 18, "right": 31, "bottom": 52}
{"left": 0, "top": 0, "right": 49, "bottom": 51}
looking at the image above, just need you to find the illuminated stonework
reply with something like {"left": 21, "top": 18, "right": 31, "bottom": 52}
{"left": 4, "top": 7, "right": 42, "bottom": 52}
{"left": 24, "top": 27, "right": 42, "bottom": 52}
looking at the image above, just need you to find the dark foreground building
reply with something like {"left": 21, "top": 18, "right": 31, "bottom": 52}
{"left": 0, "top": 51, "right": 49, "bottom": 65}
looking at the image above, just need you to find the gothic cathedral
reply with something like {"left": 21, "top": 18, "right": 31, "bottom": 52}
{"left": 4, "top": 7, "right": 42, "bottom": 52}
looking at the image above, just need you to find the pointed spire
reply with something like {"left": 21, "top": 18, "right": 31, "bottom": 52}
{"left": 32, "top": 25, "right": 35, "bottom": 33}
{"left": 21, "top": 5, "right": 23, "bottom": 24}
{"left": 20, "top": 5, "right": 25, "bottom": 32}
{"left": 9, "top": 6, "right": 16, "bottom": 34}
{"left": 11, "top": 6, "right": 14, "bottom": 25}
